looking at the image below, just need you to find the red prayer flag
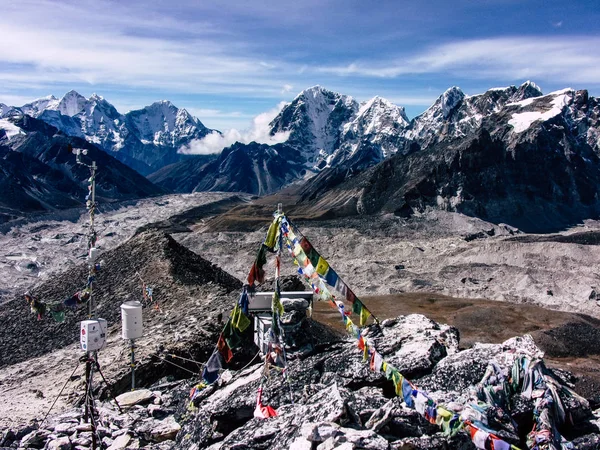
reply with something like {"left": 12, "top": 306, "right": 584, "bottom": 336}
{"left": 217, "top": 334, "right": 233, "bottom": 363}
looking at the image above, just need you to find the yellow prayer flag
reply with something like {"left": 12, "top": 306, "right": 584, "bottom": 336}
{"left": 382, "top": 362, "right": 388, "bottom": 372}
{"left": 271, "top": 292, "right": 284, "bottom": 316}
{"left": 360, "top": 307, "right": 371, "bottom": 327}
{"left": 316, "top": 257, "right": 329, "bottom": 277}
{"left": 345, "top": 320, "right": 354, "bottom": 333}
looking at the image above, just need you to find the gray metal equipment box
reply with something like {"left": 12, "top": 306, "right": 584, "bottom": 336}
{"left": 250, "top": 291, "right": 313, "bottom": 354}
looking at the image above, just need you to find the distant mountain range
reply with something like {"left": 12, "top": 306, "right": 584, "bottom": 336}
{"left": 0, "top": 91, "right": 212, "bottom": 175}
{"left": 0, "top": 115, "right": 164, "bottom": 224}
{"left": 2, "top": 82, "right": 600, "bottom": 230}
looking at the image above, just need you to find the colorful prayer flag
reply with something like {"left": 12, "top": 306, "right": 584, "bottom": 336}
{"left": 325, "top": 268, "right": 338, "bottom": 287}
{"left": 360, "top": 306, "right": 371, "bottom": 327}
{"left": 316, "top": 257, "right": 329, "bottom": 277}
{"left": 217, "top": 335, "right": 233, "bottom": 363}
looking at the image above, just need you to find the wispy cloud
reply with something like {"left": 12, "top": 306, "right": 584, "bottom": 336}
{"left": 552, "top": 21, "right": 563, "bottom": 28}
{"left": 179, "top": 101, "right": 290, "bottom": 155}
{"left": 0, "top": 0, "right": 293, "bottom": 97}
{"left": 317, "top": 36, "right": 600, "bottom": 84}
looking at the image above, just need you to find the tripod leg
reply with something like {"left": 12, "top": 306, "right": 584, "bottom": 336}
{"left": 84, "top": 358, "right": 91, "bottom": 422}
{"left": 95, "top": 362, "right": 124, "bottom": 415}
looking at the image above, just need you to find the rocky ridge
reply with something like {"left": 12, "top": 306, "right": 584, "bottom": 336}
{"left": 293, "top": 87, "right": 600, "bottom": 232}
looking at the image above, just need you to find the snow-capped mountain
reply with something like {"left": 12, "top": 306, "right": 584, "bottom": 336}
{"left": 125, "top": 100, "right": 209, "bottom": 147}
{"left": 1, "top": 92, "right": 213, "bottom": 175}
{"left": 327, "top": 96, "right": 411, "bottom": 170}
{"left": 0, "top": 115, "right": 164, "bottom": 223}
{"left": 269, "top": 86, "right": 359, "bottom": 170}
{"left": 294, "top": 85, "right": 600, "bottom": 232}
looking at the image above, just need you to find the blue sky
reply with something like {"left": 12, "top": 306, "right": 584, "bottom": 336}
{"left": 0, "top": 0, "right": 599, "bottom": 131}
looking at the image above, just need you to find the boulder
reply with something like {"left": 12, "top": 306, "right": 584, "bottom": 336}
{"left": 20, "top": 429, "right": 50, "bottom": 448}
{"left": 54, "top": 422, "right": 76, "bottom": 434}
{"left": 106, "top": 433, "right": 131, "bottom": 450}
{"left": 47, "top": 436, "right": 71, "bottom": 450}
{"left": 150, "top": 416, "right": 181, "bottom": 442}
{"left": 115, "top": 389, "right": 154, "bottom": 408}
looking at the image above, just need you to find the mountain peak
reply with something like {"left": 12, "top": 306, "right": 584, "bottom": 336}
{"left": 62, "top": 90, "right": 84, "bottom": 99}
{"left": 439, "top": 86, "right": 465, "bottom": 119}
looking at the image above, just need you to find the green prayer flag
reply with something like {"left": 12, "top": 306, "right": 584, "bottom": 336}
{"left": 272, "top": 291, "right": 284, "bottom": 316}
{"left": 223, "top": 319, "right": 243, "bottom": 349}
{"left": 392, "top": 371, "right": 403, "bottom": 396}
{"left": 352, "top": 298, "right": 362, "bottom": 315}
{"left": 385, "top": 364, "right": 395, "bottom": 380}
{"left": 50, "top": 310, "right": 65, "bottom": 323}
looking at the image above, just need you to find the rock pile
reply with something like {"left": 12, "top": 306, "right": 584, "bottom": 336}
{"left": 2, "top": 313, "right": 600, "bottom": 449}
{"left": 0, "top": 383, "right": 187, "bottom": 449}
{"left": 174, "top": 314, "right": 600, "bottom": 450}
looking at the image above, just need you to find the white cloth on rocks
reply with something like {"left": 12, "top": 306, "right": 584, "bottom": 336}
{"left": 473, "top": 430, "right": 489, "bottom": 449}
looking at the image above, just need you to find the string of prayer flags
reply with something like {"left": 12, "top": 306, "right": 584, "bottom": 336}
{"left": 25, "top": 292, "right": 67, "bottom": 322}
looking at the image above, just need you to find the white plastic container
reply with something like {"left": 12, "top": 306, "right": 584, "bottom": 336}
{"left": 80, "top": 319, "right": 107, "bottom": 351}
{"left": 121, "top": 301, "right": 143, "bottom": 340}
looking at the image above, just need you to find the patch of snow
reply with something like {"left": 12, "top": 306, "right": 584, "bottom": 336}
{"left": 508, "top": 93, "right": 571, "bottom": 133}
{"left": 0, "top": 119, "right": 24, "bottom": 140}
{"left": 506, "top": 97, "right": 537, "bottom": 108}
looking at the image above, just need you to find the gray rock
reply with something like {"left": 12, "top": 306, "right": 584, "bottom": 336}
{"left": 150, "top": 416, "right": 181, "bottom": 442}
{"left": 106, "top": 433, "right": 131, "bottom": 450}
{"left": 20, "top": 429, "right": 50, "bottom": 448}
{"left": 281, "top": 298, "right": 309, "bottom": 311}
{"left": 53, "top": 422, "right": 75, "bottom": 435}
{"left": 46, "top": 436, "right": 71, "bottom": 450}
{"left": 70, "top": 436, "right": 91, "bottom": 446}
{"left": 114, "top": 389, "right": 154, "bottom": 408}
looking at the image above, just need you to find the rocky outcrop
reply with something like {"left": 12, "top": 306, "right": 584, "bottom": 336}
{"left": 172, "top": 314, "right": 599, "bottom": 450}
{"left": 2, "top": 312, "right": 599, "bottom": 449}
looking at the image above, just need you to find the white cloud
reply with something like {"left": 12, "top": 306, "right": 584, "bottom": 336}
{"left": 552, "top": 21, "right": 563, "bottom": 28}
{"left": 0, "top": 0, "right": 294, "bottom": 98}
{"left": 281, "top": 84, "right": 294, "bottom": 94}
{"left": 317, "top": 36, "right": 600, "bottom": 84}
{"left": 179, "top": 101, "right": 290, "bottom": 155}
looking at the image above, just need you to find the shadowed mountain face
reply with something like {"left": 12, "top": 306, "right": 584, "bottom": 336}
{"left": 0, "top": 115, "right": 164, "bottom": 224}
{"left": 149, "top": 141, "right": 307, "bottom": 195}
